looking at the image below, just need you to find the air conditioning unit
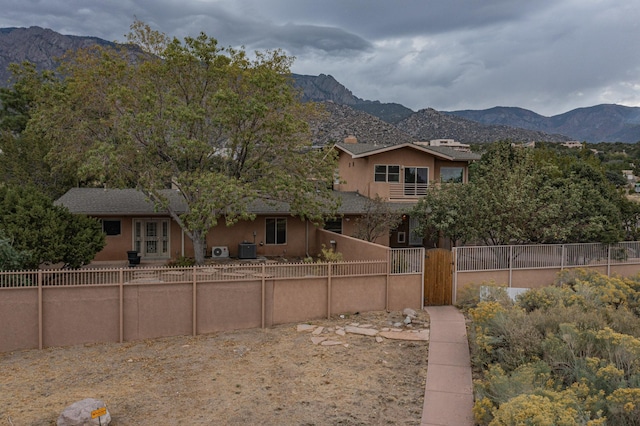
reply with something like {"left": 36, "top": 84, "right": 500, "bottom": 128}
{"left": 211, "top": 246, "right": 229, "bottom": 258}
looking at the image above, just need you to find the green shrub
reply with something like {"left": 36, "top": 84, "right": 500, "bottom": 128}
{"left": 167, "top": 256, "right": 195, "bottom": 267}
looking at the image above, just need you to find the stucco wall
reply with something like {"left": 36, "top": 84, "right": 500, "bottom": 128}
{"left": 0, "top": 266, "right": 423, "bottom": 353}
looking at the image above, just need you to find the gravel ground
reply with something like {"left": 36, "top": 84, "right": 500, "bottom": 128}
{"left": 1, "top": 310, "right": 429, "bottom": 425}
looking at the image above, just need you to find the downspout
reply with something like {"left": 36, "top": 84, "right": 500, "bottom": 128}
{"left": 304, "top": 219, "right": 311, "bottom": 257}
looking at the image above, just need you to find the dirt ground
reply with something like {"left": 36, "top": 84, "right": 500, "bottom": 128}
{"left": 1, "top": 310, "right": 429, "bottom": 425}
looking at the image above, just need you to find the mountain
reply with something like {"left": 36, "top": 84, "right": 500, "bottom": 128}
{"left": 397, "top": 108, "right": 570, "bottom": 144}
{"left": 292, "top": 74, "right": 414, "bottom": 124}
{"left": 0, "top": 26, "right": 634, "bottom": 143}
{"left": 446, "top": 105, "right": 640, "bottom": 143}
{"left": 310, "top": 102, "right": 415, "bottom": 146}
{"left": 294, "top": 74, "right": 568, "bottom": 143}
{"left": 0, "top": 26, "right": 116, "bottom": 85}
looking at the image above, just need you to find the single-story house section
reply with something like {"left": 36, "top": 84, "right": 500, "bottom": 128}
{"left": 55, "top": 188, "right": 409, "bottom": 263}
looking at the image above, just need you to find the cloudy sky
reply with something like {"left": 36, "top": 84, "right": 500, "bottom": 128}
{"left": 2, "top": 0, "right": 639, "bottom": 116}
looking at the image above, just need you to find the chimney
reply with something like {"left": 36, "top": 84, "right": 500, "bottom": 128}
{"left": 344, "top": 135, "right": 357, "bottom": 144}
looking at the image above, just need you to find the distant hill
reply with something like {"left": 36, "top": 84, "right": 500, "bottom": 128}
{"left": 0, "top": 26, "right": 636, "bottom": 143}
{"left": 292, "top": 74, "right": 414, "bottom": 124}
{"left": 309, "top": 101, "right": 415, "bottom": 146}
{"left": 0, "top": 26, "right": 116, "bottom": 85}
{"left": 397, "top": 108, "right": 570, "bottom": 144}
{"left": 446, "top": 105, "right": 640, "bottom": 143}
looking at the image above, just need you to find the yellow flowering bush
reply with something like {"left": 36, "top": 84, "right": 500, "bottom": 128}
{"left": 605, "top": 388, "right": 640, "bottom": 425}
{"left": 469, "top": 270, "right": 640, "bottom": 425}
{"left": 489, "top": 393, "right": 579, "bottom": 426}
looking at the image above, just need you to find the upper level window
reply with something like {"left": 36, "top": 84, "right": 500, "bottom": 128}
{"left": 404, "top": 167, "right": 429, "bottom": 196}
{"left": 440, "top": 167, "right": 464, "bottom": 183}
{"left": 374, "top": 165, "right": 400, "bottom": 182}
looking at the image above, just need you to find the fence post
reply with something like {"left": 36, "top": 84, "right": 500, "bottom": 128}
{"left": 38, "top": 270, "right": 43, "bottom": 350}
{"left": 192, "top": 266, "right": 197, "bottom": 337}
{"left": 119, "top": 268, "right": 124, "bottom": 343}
{"left": 561, "top": 245, "right": 565, "bottom": 271}
{"left": 327, "top": 263, "right": 332, "bottom": 319}
{"left": 607, "top": 244, "right": 611, "bottom": 277}
{"left": 261, "top": 263, "right": 265, "bottom": 329}
{"left": 452, "top": 247, "right": 457, "bottom": 305}
{"left": 508, "top": 245, "right": 513, "bottom": 288}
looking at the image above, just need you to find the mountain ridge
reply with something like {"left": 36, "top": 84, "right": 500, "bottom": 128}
{"left": 0, "top": 26, "right": 637, "bottom": 143}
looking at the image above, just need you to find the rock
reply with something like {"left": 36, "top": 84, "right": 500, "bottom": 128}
{"left": 393, "top": 322, "right": 403, "bottom": 328}
{"left": 57, "top": 398, "right": 111, "bottom": 426}
{"left": 403, "top": 316, "right": 412, "bottom": 324}
{"left": 344, "top": 326, "right": 378, "bottom": 337}
{"left": 375, "top": 336, "right": 384, "bottom": 343}
{"left": 297, "top": 324, "right": 316, "bottom": 332}
{"left": 378, "top": 330, "right": 429, "bottom": 341}
{"left": 321, "top": 340, "right": 344, "bottom": 346}
{"left": 311, "top": 337, "right": 327, "bottom": 345}
{"left": 359, "top": 324, "right": 373, "bottom": 328}
{"left": 335, "top": 329, "right": 346, "bottom": 336}
{"left": 403, "top": 308, "right": 417, "bottom": 317}
{"left": 312, "top": 326, "right": 324, "bottom": 335}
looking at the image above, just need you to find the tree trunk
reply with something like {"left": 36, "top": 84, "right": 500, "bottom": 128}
{"left": 192, "top": 230, "right": 206, "bottom": 265}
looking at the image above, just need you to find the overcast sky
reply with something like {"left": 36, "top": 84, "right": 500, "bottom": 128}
{"left": 2, "top": 0, "right": 639, "bottom": 116}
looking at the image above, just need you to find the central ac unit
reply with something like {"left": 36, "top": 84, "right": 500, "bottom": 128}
{"left": 211, "top": 246, "right": 229, "bottom": 258}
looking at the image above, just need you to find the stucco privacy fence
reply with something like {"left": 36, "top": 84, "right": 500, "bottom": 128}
{"left": 453, "top": 241, "right": 640, "bottom": 302}
{"left": 0, "top": 245, "right": 424, "bottom": 353}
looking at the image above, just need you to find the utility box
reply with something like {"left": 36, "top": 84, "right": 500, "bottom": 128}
{"left": 238, "top": 242, "right": 257, "bottom": 259}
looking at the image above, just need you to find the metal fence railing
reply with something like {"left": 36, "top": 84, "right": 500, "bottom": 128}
{"left": 390, "top": 247, "right": 425, "bottom": 274}
{"left": 0, "top": 255, "right": 420, "bottom": 289}
{"left": 455, "top": 242, "right": 640, "bottom": 272}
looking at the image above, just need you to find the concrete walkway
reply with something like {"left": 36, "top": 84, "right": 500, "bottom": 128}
{"left": 421, "top": 306, "right": 474, "bottom": 426}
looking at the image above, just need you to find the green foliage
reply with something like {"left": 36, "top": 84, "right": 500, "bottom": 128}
{"left": 0, "top": 62, "right": 75, "bottom": 199}
{"left": 28, "top": 20, "right": 338, "bottom": 264}
{"left": 352, "top": 195, "right": 403, "bottom": 242}
{"left": 166, "top": 256, "right": 196, "bottom": 267}
{"left": 469, "top": 271, "right": 640, "bottom": 425}
{"left": 318, "top": 244, "right": 343, "bottom": 263}
{"left": 413, "top": 141, "right": 627, "bottom": 246}
{"left": 0, "top": 185, "right": 105, "bottom": 269}
{"left": 0, "top": 232, "right": 27, "bottom": 270}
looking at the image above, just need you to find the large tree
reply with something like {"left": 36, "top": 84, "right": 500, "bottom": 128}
{"left": 0, "top": 63, "right": 75, "bottom": 198}
{"left": 0, "top": 185, "right": 105, "bottom": 269}
{"left": 413, "top": 141, "right": 626, "bottom": 246}
{"left": 28, "top": 21, "right": 338, "bottom": 264}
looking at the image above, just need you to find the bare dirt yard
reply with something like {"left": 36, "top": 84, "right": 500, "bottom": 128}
{"left": 1, "top": 310, "right": 429, "bottom": 425}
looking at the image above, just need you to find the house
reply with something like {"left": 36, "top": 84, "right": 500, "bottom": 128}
{"left": 55, "top": 138, "right": 479, "bottom": 263}
{"left": 333, "top": 137, "right": 480, "bottom": 248}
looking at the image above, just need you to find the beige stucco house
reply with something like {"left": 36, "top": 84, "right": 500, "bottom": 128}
{"left": 56, "top": 138, "right": 479, "bottom": 263}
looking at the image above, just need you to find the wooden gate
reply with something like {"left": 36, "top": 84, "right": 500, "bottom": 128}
{"left": 424, "top": 248, "right": 453, "bottom": 305}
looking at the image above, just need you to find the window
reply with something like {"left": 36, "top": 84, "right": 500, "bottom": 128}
{"left": 102, "top": 220, "right": 121, "bottom": 236}
{"left": 440, "top": 167, "right": 464, "bottom": 183}
{"left": 374, "top": 165, "right": 400, "bottom": 182}
{"left": 324, "top": 218, "right": 343, "bottom": 234}
{"left": 397, "top": 232, "right": 406, "bottom": 244}
{"left": 404, "top": 167, "right": 429, "bottom": 196}
{"left": 266, "top": 218, "right": 287, "bottom": 244}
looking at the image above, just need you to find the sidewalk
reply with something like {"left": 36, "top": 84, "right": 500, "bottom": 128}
{"left": 421, "top": 306, "right": 474, "bottom": 426}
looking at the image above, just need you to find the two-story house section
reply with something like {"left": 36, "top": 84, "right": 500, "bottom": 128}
{"left": 334, "top": 137, "right": 481, "bottom": 247}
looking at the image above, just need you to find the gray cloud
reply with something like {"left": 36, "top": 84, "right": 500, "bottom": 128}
{"left": 1, "top": 0, "right": 639, "bottom": 115}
